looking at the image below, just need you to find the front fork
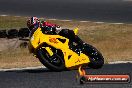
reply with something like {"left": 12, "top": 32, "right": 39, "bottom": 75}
{"left": 42, "top": 47, "right": 53, "bottom": 56}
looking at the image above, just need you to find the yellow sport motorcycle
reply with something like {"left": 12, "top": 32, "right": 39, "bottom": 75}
{"left": 28, "top": 27, "right": 104, "bottom": 71}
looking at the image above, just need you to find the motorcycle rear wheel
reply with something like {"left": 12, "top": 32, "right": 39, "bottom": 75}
{"left": 83, "top": 44, "right": 104, "bottom": 69}
{"left": 36, "top": 46, "right": 65, "bottom": 71}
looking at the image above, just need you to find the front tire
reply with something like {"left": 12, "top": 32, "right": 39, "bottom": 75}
{"left": 36, "top": 46, "right": 65, "bottom": 71}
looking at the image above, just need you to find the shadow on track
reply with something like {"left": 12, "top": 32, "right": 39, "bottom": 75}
{"left": 5, "top": 68, "right": 53, "bottom": 73}
{"left": 5, "top": 67, "right": 77, "bottom": 73}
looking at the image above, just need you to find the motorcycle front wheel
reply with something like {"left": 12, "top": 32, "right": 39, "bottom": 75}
{"left": 36, "top": 46, "right": 65, "bottom": 71}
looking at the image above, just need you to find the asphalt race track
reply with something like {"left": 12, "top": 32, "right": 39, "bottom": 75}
{"left": 0, "top": 63, "right": 132, "bottom": 88}
{"left": 0, "top": 0, "right": 132, "bottom": 23}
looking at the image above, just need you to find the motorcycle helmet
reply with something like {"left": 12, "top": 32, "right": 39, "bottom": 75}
{"left": 27, "top": 17, "right": 40, "bottom": 30}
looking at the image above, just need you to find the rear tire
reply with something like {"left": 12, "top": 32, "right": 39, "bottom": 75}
{"left": 83, "top": 44, "right": 104, "bottom": 69}
{"left": 36, "top": 45, "right": 65, "bottom": 71}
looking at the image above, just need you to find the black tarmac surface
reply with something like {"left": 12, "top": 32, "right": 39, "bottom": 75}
{"left": 0, "top": 0, "right": 132, "bottom": 23}
{"left": 0, "top": 63, "right": 132, "bottom": 88}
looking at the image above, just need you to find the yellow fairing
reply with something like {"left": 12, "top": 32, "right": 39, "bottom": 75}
{"left": 62, "top": 49, "right": 90, "bottom": 68}
{"left": 30, "top": 27, "right": 90, "bottom": 68}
